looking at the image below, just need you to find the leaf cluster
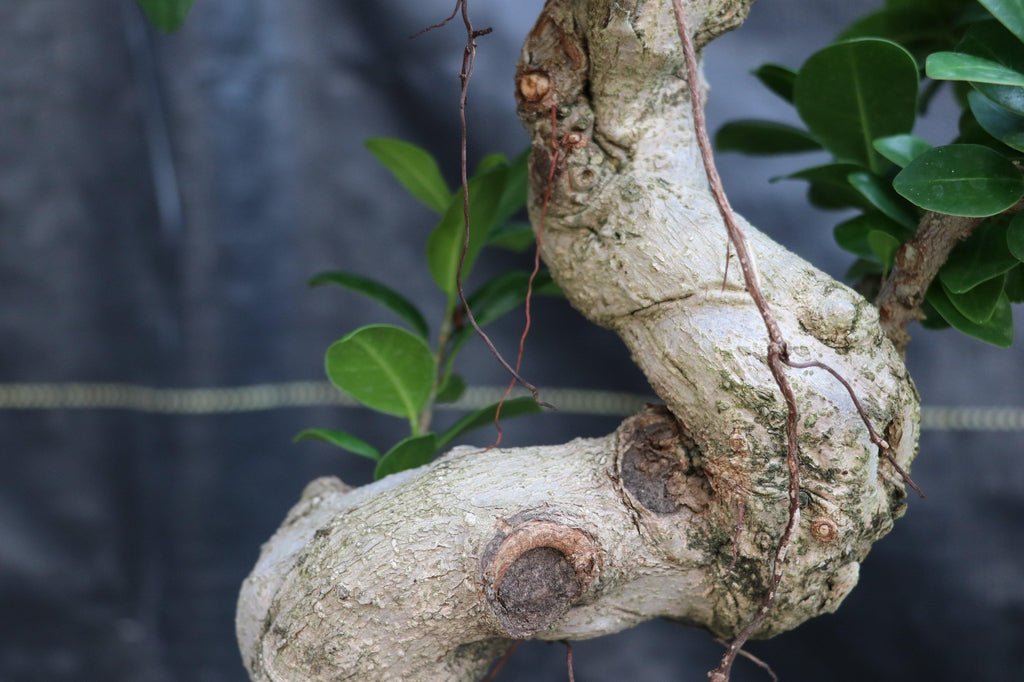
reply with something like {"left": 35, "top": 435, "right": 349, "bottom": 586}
{"left": 297, "top": 139, "right": 560, "bottom": 479}
{"left": 717, "top": 0, "right": 1024, "bottom": 346}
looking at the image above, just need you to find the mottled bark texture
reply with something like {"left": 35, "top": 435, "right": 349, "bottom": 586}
{"left": 236, "top": 1, "right": 920, "bottom": 679}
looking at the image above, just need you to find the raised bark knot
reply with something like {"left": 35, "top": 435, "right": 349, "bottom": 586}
{"left": 518, "top": 71, "right": 551, "bottom": 103}
{"left": 618, "top": 406, "right": 710, "bottom": 515}
{"left": 480, "top": 518, "right": 601, "bottom": 638}
{"left": 809, "top": 516, "right": 839, "bottom": 543}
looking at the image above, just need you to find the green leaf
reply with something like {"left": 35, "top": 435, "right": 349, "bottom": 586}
{"left": 293, "top": 429, "right": 380, "bottom": 461}
{"left": 944, "top": 276, "right": 1006, "bottom": 324}
{"left": 374, "top": 434, "right": 438, "bottom": 480}
{"left": 940, "top": 216, "right": 1021, "bottom": 292}
{"left": 325, "top": 324, "right": 436, "bottom": 424}
{"left": 846, "top": 171, "right": 920, "bottom": 229}
{"left": 893, "top": 144, "right": 1024, "bottom": 216}
{"left": 1009, "top": 213, "right": 1024, "bottom": 261}
{"left": 752, "top": 64, "right": 798, "bottom": 103}
{"left": 487, "top": 222, "right": 535, "bottom": 252}
{"left": 435, "top": 373, "right": 466, "bottom": 403}
{"left": 834, "top": 212, "right": 909, "bottom": 258}
{"left": 838, "top": 7, "right": 961, "bottom": 64}
{"left": 957, "top": 21, "right": 1024, "bottom": 116}
{"left": 795, "top": 39, "right": 919, "bottom": 172}
{"left": 979, "top": 0, "right": 1024, "bottom": 43}
{"left": 436, "top": 397, "right": 542, "bottom": 449}
{"left": 1005, "top": 264, "right": 1024, "bottom": 301}
{"left": 920, "top": 299, "right": 953, "bottom": 330}
{"left": 780, "top": 163, "right": 873, "bottom": 210}
{"left": 968, "top": 90, "right": 1024, "bottom": 152}
{"left": 957, "top": 107, "right": 1020, "bottom": 155}
{"left": 365, "top": 138, "right": 450, "bottom": 214}
{"left": 873, "top": 134, "right": 933, "bottom": 168}
{"left": 137, "top": 0, "right": 197, "bottom": 31}
{"left": 867, "top": 231, "right": 902, "bottom": 273}
{"left": 476, "top": 152, "right": 508, "bottom": 174}
{"left": 927, "top": 52, "right": 1024, "bottom": 87}
{"left": 715, "top": 120, "right": 820, "bottom": 155}
{"left": 427, "top": 165, "right": 509, "bottom": 295}
{"left": 309, "top": 271, "right": 429, "bottom": 338}
{"left": 927, "top": 285, "right": 1014, "bottom": 347}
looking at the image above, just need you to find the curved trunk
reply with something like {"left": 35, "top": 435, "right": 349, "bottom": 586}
{"left": 236, "top": 1, "right": 920, "bottom": 679}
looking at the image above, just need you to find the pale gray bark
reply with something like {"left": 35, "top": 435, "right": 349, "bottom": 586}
{"left": 236, "top": 1, "right": 920, "bottom": 679}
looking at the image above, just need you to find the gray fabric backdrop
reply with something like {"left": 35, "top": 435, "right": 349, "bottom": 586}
{"left": 0, "top": 0, "right": 1022, "bottom": 680}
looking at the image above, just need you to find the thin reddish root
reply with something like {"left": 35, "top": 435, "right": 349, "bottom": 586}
{"left": 447, "top": 0, "right": 546, "bottom": 417}
{"left": 481, "top": 641, "right": 521, "bottom": 682}
{"left": 563, "top": 641, "right": 576, "bottom": 682}
{"left": 670, "top": 3, "right": 802, "bottom": 680}
{"left": 784, "top": 357, "right": 924, "bottom": 498}
{"left": 408, "top": 0, "right": 460, "bottom": 39}
{"left": 491, "top": 105, "right": 561, "bottom": 444}
{"left": 715, "top": 639, "right": 779, "bottom": 682}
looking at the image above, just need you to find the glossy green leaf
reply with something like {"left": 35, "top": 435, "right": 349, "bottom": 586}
{"left": 839, "top": 6, "right": 964, "bottom": 62}
{"left": 1009, "top": 213, "right": 1024, "bottom": 261}
{"left": 847, "top": 171, "right": 920, "bottom": 229}
{"left": 435, "top": 373, "right": 466, "bottom": 403}
{"left": 940, "top": 216, "right": 1021, "bottom": 292}
{"left": 293, "top": 429, "right": 380, "bottom": 461}
{"left": 840, "top": 8, "right": 934, "bottom": 42}
{"left": 309, "top": 271, "right": 429, "bottom": 338}
{"left": 752, "top": 64, "right": 798, "bottom": 103}
{"left": 979, "top": 0, "right": 1024, "bottom": 43}
{"left": 715, "top": 120, "right": 820, "bottom": 155}
{"left": 920, "top": 299, "right": 953, "bottom": 330}
{"left": 366, "top": 137, "right": 450, "bottom": 214}
{"left": 1005, "top": 264, "right": 1024, "bottom": 301}
{"left": 325, "top": 324, "right": 436, "bottom": 423}
{"left": 436, "top": 397, "right": 542, "bottom": 448}
{"left": 867, "top": 230, "right": 902, "bottom": 273}
{"left": 374, "top": 434, "right": 438, "bottom": 480}
{"left": 927, "top": 52, "right": 1024, "bottom": 87}
{"left": 957, "top": 21, "right": 1024, "bottom": 116}
{"left": 873, "top": 135, "right": 932, "bottom": 168}
{"left": 795, "top": 39, "right": 919, "bottom": 172}
{"left": 780, "top": 163, "right": 873, "bottom": 210}
{"left": 487, "top": 222, "right": 535, "bottom": 252}
{"left": 893, "top": 144, "right": 1024, "bottom": 216}
{"left": 137, "top": 0, "right": 197, "bottom": 31}
{"left": 834, "top": 212, "right": 908, "bottom": 258}
{"left": 957, "top": 108, "right": 1020, "bottom": 155}
{"left": 968, "top": 90, "right": 1024, "bottom": 152}
{"left": 427, "top": 166, "right": 509, "bottom": 295}
{"left": 927, "top": 285, "right": 1014, "bottom": 347}
{"left": 944, "top": 276, "right": 1006, "bottom": 324}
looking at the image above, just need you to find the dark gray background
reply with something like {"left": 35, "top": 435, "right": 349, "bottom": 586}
{"left": 1, "top": 0, "right": 1022, "bottom": 680}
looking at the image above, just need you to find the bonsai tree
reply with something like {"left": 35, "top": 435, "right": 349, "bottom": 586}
{"left": 142, "top": 0, "right": 1024, "bottom": 679}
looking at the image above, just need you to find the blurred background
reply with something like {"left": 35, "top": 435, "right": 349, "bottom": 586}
{"left": 1, "top": 0, "right": 1022, "bottom": 680}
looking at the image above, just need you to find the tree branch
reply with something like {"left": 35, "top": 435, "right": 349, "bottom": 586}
{"left": 876, "top": 212, "right": 981, "bottom": 351}
{"left": 236, "top": 3, "right": 920, "bottom": 680}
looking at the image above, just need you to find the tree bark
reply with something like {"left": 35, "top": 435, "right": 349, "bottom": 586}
{"left": 236, "top": 1, "right": 920, "bottom": 679}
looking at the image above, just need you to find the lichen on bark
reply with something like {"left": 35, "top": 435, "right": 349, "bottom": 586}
{"left": 235, "top": 1, "right": 920, "bottom": 679}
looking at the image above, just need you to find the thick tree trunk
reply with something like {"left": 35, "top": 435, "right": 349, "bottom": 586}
{"left": 236, "top": 1, "right": 919, "bottom": 679}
